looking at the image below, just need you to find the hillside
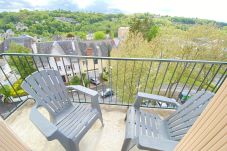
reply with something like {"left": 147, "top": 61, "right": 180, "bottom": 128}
{"left": 0, "top": 10, "right": 227, "bottom": 39}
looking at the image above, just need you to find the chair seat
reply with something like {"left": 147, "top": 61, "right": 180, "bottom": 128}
{"left": 56, "top": 104, "right": 99, "bottom": 139}
{"left": 126, "top": 107, "right": 169, "bottom": 139}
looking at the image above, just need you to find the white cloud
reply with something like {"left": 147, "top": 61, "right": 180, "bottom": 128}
{"left": 23, "top": 0, "right": 49, "bottom": 7}
{"left": 0, "top": 0, "right": 226, "bottom": 22}
{"left": 109, "top": 0, "right": 227, "bottom": 22}
{"left": 72, "top": 0, "right": 96, "bottom": 8}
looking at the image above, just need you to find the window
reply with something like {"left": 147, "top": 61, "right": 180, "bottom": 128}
{"left": 93, "top": 59, "right": 98, "bottom": 64}
{"left": 58, "top": 66, "right": 61, "bottom": 70}
{"left": 83, "top": 60, "right": 87, "bottom": 66}
{"left": 65, "top": 65, "right": 71, "bottom": 70}
{"left": 55, "top": 57, "right": 61, "bottom": 61}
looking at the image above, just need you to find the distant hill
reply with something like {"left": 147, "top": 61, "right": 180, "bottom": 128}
{"left": 0, "top": 10, "right": 226, "bottom": 39}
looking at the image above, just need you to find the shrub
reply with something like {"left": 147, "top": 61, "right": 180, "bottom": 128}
{"left": 69, "top": 75, "right": 80, "bottom": 85}
{"left": 94, "top": 31, "right": 106, "bottom": 40}
{"left": 10, "top": 78, "right": 27, "bottom": 98}
{"left": 0, "top": 85, "right": 11, "bottom": 103}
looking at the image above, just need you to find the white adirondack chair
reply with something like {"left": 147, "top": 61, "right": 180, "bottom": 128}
{"left": 122, "top": 91, "right": 214, "bottom": 151}
{"left": 21, "top": 69, "right": 104, "bottom": 151}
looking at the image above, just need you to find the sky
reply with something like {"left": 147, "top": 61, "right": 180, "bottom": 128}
{"left": 0, "top": 0, "right": 226, "bottom": 22}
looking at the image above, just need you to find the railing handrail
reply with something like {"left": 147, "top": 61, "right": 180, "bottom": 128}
{"left": 1, "top": 53, "right": 227, "bottom": 64}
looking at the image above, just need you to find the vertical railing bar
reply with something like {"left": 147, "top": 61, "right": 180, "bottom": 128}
{"left": 108, "top": 59, "right": 111, "bottom": 104}
{"left": 85, "top": 59, "right": 91, "bottom": 88}
{"left": 3, "top": 56, "right": 20, "bottom": 82}
{"left": 171, "top": 62, "right": 189, "bottom": 98}
{"left": 158, "top": 62, "right": 170, "bottom": 95}
{"left": 38, "top": 56, "right": 45, "bottom": 69}
{"left": 46, "top": 56, "right": 52, "bottom": 69}
{"left": 31, "top": 56, "right": 39, "bottom": 71}
{"left": 128, "top": 61, "right": 136, "bottom": 104}
{"left": 68, "top": 58, "right": 75, "bottom": 102}
{"left": 144, "top": 62, "right": 153, "bottom": 92}
{"left": 178, "top": 63, "right": 197, "bottom": 98}
{"left": 61, "top": 57, "right": 74, "bottom": 103}
{"left": 197, "top": 64, "right": 214, "bottom": 92}
{"left": 122, "top": 61, "right": 127, "bottom": 105}
{"left": 212, "top": 67, "right": 227, "bottom": 92}
{"left": 17, "top": 56, "right": 30, "bottom": 78}
{"left": 0, "top": 81, "right": 14, "bottom": 103}
{"left": 77, "top": 58, "right": 84, "bottom": 103}
{"left": 24, "top": 56, "right": 33, "bottom": 73}
{"left": 53, "top": 57, "right": 60, "bottom": 73}
{"left": 110, "top": 60, "right": 113, "bottom": 104}
{"left": 136, "top": 61, "right": 144, "bottom": 94}
{"left": 16, "top": 56, "right": 30, "bottom": 104}
{"left": 93, "top": 59, "right": 98, "bottom": 91}
{"left": 100, "top": 59, "right": 105, "bottom": 103}
{"left": 9, "top": 55, "right": 30, "bottom": 103}
{"left": 0, "top": 66, "right": 22, "bottom": 102}
{"left": 150, "top": 61, "right": 162, "bottom": 94}
{"left": 205, "top": 64, "right": 222, "bottom": 91}
{"left": 11, "top": 56, "right": 25, "bottom": 79}
{"left": 214, "top": 74, "right": 226, "bottom": 93}
{"left": 61, "top": 57, "right": 69, "bottom": 83}
{"left": 186, "top": 63, "right": 205, "bottom": 97}
{"left": 164, "top": 62, "right": 179, "bottom": 96}
{"left": 69, "top": 58, "right": 75, "bottom": 77}
{"left": 116, "top": 61, "right": 119, "bottom": 104}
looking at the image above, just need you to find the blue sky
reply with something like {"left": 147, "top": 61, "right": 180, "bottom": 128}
{"left": 0, "top": 0, "right": 226, "bottom": 22}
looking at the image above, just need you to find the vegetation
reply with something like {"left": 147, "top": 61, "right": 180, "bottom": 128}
{"left": 111, "top": 23, "right": 227, "bottom": 103}
{"left": 9, "top": 78, "right": 27, "bottom": 97}
{"left": 7, "top": 43, "right": 36, "bottom": 79}
{"left": 94, "top": 31, "right": 106, "bottom": 40}
{"left": 69, "top": 73, "right": 90, "bottom": 87}
{"left": 0, "top": 85, "right": 11, "bottom": 103}
{"left": 0, "top": 10, "right": 226, "bottom": 40}
{"left": 0, "top": 78, "right": 27, "bottom": 103}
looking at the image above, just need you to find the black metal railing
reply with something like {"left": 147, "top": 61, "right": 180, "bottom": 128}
{"left": 0, "top": 53, "right": 226, "bottom": 119}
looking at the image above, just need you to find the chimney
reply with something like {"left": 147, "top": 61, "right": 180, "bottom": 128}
{"left": 86, "top": 47, "right": 93, "bottom": 56}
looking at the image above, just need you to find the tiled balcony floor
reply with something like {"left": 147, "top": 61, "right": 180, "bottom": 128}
{"left": 5, "top": 100, "right": 174, "bottom": 151}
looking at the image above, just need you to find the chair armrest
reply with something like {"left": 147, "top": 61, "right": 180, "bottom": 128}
{"left": 67, "top": 85, "right": 98, "bottom": 97}
{"left": 66, "top": 85, "right": 101, "bottom": 114}
{"left": 138, "top": 136, "right": 178, "bottom": 151}
{"left": 30, "top": 106, "right": 58, "bottom": 141}
{"left": 134, "top": 92, "right": 180, "bottom": 109}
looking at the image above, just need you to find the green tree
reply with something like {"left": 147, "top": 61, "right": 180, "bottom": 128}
{"left": 111, "top": 25, "right": 227, "bottom": 103}
{"left": 94, "top": 31, "right": 106, "bottom": 40}
{"left": 7, "top": 43, "right": 36, "bottom": 79}
{"left": 129, "top": 16, "right": 159, "bottom": 41}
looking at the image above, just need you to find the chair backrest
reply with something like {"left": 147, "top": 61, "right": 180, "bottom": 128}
{"left": 166, "top": 91, "right": 214, "bottom": 141}
{"left": 21, "top": 69, "right": 72, "bottom": 120}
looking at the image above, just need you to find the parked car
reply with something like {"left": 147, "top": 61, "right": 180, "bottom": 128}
{"left": 90, "top": 78, "right": 100, "bottom": 85}
{"left": 100, "top": 88, "right": 114, "bottom": 98}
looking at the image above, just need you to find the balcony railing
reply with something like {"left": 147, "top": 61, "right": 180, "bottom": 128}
{"left": 0, "top": 53, "right": 226, "bottom": 119}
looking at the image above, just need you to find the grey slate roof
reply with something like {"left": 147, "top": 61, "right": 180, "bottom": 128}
{"left": 57, "top": 40, "right": 78, "bottom": 55}
{"left": 0, "top": 36, "right": 35, "bottom": 52}
{"left": 35, "top": 39, "right": 115, "bottom": 57}
{"left": 36, "top": 42, "right": 53, "bottom": 54}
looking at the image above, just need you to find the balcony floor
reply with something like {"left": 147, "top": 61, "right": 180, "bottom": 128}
{"left": 5, "top": 100, "right": 174, "bottom": 151}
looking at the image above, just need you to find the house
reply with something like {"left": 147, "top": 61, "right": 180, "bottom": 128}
{"left": 15, "top": 22, "right": 28, "bottom": 31}
{"left": 118, "top": 27, "right": 129, "bottom": 41}
{"left": 0, "top": 35, "right": 36, "bottom": 53}
{"left": 1, "top": 29, "right": 14, "bottom": 39}
{"left": 34, "top": 39, "right": 115, "bottom": 83}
